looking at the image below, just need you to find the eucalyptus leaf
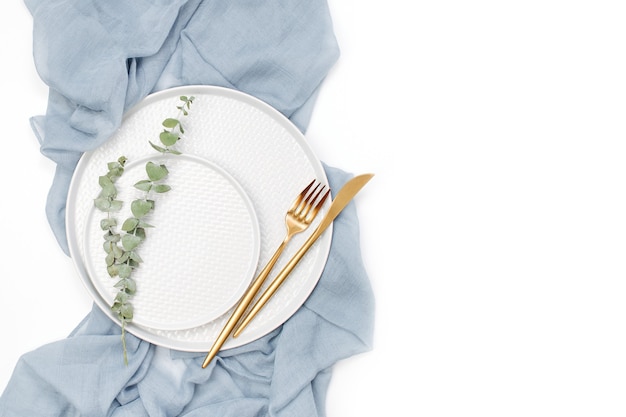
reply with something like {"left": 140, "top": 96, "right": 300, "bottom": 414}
{"left": 162, "top": 118, "right": 179, "bottom": 129}
{"left": 130, "top": 251, "right": 143, "bottom": 263}
{"left": 146, "top": 162, "right": 169, "bottom": 181}
{"left": 125, "top": 278, "right": 137, "bottom": 294}
{"left": 105, "top": 251, "right": 115, "bottom": 267}
{"left": 153, "top": 184, "right": 171, "bottom": 193}
{"left": 118, "top": 263, "right": 132, "bottom": 279}
{"left": 149, "top": 141, "right": 167, "bottom": 153}
{"left": 110, "top": 244, "right": 122, "bottom": 258}
{"left": 107, "top": 264, "right": 119, "bottom": 277}
{"left": 99, "top": 175, "right": 113, "bottom": 188}
{"left": 134, "top": 228, "right": 146, "bottom": 241}
{"left": 99, "top": 185, "right": 116, "bottom": 199}
{"left": 94, "top": 197, "right": 111, "bottom": 211}
{"left": 122, "top": 234, "right": 142, "bottom": 251}
{"left": 121, "top": 217, "right": 139, "bottom": 232}
{"left": 131, "top": 199, "right": 152, "bottom": 218}
{"left": 114, "top": 291, "right": 129, "bottom": 304}
{"left": 120, "top": 303, "right": 133, "bottom": 320}
{"left": 159, "top": 130, "right": 179, "bottom": 147}
{"left": 134, "top": 180, "right": 152, "bottom": 192}
{"left": 110, "top": 200, "right": 123, "bottom": 211}
{"left": 100, "top": 218, "right": 117, "bottom": 230}
{"left": 103, "top": 241, "right": 112, "bottom": 253}
{"left": 103, "top": 231, "right": 120, "bottom": 242}
{"left": 117, "top": 251, "right": 130, "bottom": 264}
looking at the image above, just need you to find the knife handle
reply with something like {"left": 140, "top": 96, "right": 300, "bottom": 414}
{"left": 232, "top": 226, "right": 323, "bottom": 337}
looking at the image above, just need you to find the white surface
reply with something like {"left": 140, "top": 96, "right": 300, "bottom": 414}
{"left": 68, "top": 86, "right": 331, "bottom": 349}
{"left": 2, "top": 1, "right": 626, "bottom": 416}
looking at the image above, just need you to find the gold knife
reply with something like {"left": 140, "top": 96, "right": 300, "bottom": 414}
{"left": 230, "top": 173, "right": 374, "bottom": 339}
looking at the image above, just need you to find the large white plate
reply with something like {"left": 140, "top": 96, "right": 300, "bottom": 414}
{"left": 66, "top": 85, "right": 332, "bottom": 351}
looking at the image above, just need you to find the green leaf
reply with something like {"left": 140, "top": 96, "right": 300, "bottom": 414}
{"left": 125, "top": 278, "right": 137, "bottom": 294}
{"left": 117, "top": 251, "right": 130, "bottom": 264}
{"left": 118, "top": 263, "right": 132, "bottom": 279}
{"left": 109, "top": 200, "right": 123, "bottom": 211}
{"left": 134, "top": 227, "right": 146, "bottom": 241}
{"left": 103, "top": 241, "right": 112, "bottom": 253}
{"left": 115, "top": 278, "right": 137, "bottom": 295}
{"left": 121, "top": 217, "right": 139, "bottom": 232}
{"left": 105, "top": 251, "right": 115, "bottom": 267}
{"left": 150, "top": 143, "right": 166, "bottom": 155}
{"left": 100, "top": 218, "right": 117, "bottom": 230}
{"left": 134, "top": 180, "right": 152, "bottom": 192}
{"left": 138, "top": 220, "right": 154, "bottom": 228}
{"left": 153, "top": 184, "right": 171, "bottom": 193}
{"left": 107, "top": 167, "right": 124, "bottom": 181}
{"left": 131, "top": 199, "right": 153, "bottom": 218}
{"left": 130, "top": 251, "right": 143, "bottom": 263}
{"left": 103, "top": 231, "right": 120, "bottom": 243}
{"left": 94, "top": 197, "right": 111, "bottom": 211}
{"left": 120, "top": 303, "right": 133, "bottom": 320}
{"left": 112, "top": 244, "right": 124, "bottom": 258}
{"left": 107, "top": 264, "right": 119, "bottom": 277}
{"left": 159, "top": 131, "right": 179, "bottom": 147}
{"left": 99, "top": 185, "right": 116, "bottom": 198}
{"left": 122, "top": 234, "right": 142, "bottom": 251}
{"left": 146, "top": 162, "right": 169, "bottom": 181}
{"left": 162, "top": 118, "right": 179, "bottom": 129}
{"left": 99, "top": 175, "right": 113, "bottom": 188}
{"left": 114, "top": 291, "right": 129, "bottom": 304}
{"left": 168, "top": 148, "right": 182, "bottom": 155}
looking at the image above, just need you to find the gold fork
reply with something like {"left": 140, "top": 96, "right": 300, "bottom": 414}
{"left": 202, "top": 179, "right": 330, "bottom": 368}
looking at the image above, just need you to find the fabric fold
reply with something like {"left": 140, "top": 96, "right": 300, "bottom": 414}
{"left": 2, "top": 1, "right": 373, "bottom": 416}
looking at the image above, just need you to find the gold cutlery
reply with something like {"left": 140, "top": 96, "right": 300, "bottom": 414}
{"left": 202, "top": 179, "right": 330, "bottom": 368}
{"left": 231, "top": 173, "right": 374, "bottom": 338}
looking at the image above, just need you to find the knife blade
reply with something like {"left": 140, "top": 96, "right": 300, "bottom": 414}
{"left": 230, "top": 173, "right": 374, "bottom": 338}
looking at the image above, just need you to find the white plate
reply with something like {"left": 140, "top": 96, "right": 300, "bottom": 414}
{"left": 66, "top": 85, "right": 332, "bottom": 351}
{"left": 83, "top": 153, "right": 260, "bottom": 331}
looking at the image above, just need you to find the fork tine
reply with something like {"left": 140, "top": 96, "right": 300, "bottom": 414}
{"left": 289, "top": 179, "right": 315, "bottom": 212}
{"left": 305, "top": 188, "right": 330, "bottom": 222}
{"left": 298, "top": 183, "right": 323, "bottom": 218}
{"left": 300, "top": 184, "right": 327, "bottom": 219}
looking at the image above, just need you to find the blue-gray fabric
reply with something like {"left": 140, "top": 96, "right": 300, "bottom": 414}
{"left": 0, "top": 1, "right": 374, "bottom": 416}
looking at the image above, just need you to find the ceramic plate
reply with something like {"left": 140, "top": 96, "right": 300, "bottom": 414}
{"left": 66, "top": 85, "right": 332, "bottom": 351}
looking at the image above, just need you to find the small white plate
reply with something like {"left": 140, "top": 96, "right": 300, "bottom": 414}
{"left": 67, "top": 85, "right": 332, "bottom": 351}
{"left": 83, "top": 153, "right": 260, "bottom": 331}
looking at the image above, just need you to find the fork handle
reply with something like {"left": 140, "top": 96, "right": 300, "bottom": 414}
{"left": 232, "top": 227, "right": 324, "bottom": 338}
{"left": 201, "top": 237, "right": 290, "bottom": 368}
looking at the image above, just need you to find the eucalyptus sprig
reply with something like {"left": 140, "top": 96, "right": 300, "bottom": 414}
{"left": 149, "top": 95, "right": 194, "bottom": 155}
{"left": 93, "top": 95, "right": 194, "bottom": 364}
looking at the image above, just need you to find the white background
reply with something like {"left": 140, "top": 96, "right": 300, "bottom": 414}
{"left": 2, "top": 1, "right": 626, "bottom": 416}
